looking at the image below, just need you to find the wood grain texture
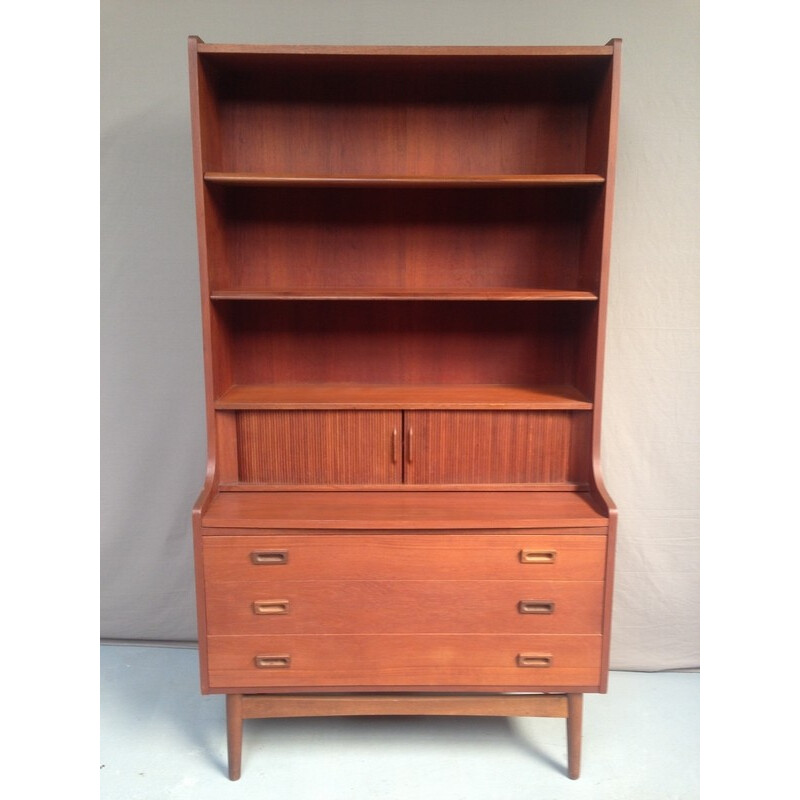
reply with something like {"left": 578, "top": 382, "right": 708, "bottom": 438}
{"left": 405, "top": 410, "right": 577, "bottom": 484}
{"left": 202, "top": 532, "right": 607, "bottom": 582}
{"left": 239, "top": 692, "right": 570, "bottom": 718}
{"left": 236, "top": 410, "right": 401, "bottom": 484}
{"left": 205, "top": 172, "right": 605, "bottom": 187}
{"left": 208, "top": 63, "right": 602, "bottom": 175}
{"left": 204, "top": 579, "right": 604, "bottom": 634}
{"left": 207, "top": 633, "right": 602, "bottom": 689}
{"left": 225, "top": 693, "right": 243, "bottom": 781}
{"left": 214, "top": 301, "right": 590, "bottom": 388}
{"left": 210, "top": 289, "right": 599, "bottom": 301}
{"left": 212, "top": 188, "right": 592, "bottom": 293}
{"left": 201, "top": 491, "right": 608, "bottom": 529}
{"left": 217, "top": 384, "right": 592, "bottom": 410}
{"left": 567, "top": 693, "right": 583, "bottom": 779}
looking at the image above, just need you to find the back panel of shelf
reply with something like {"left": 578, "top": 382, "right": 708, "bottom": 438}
{"left": 196, "top": 51, "right": 613, "bottom": 176}
{"left": 204, "top": 184, "right": 603, "bottom": 293}
{"left": 209, "top": 299, "right": 596, "bottom": 398}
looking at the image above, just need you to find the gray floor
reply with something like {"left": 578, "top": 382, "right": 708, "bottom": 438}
{"left": 100, "top": 644, "right": 698, "bottom": 799}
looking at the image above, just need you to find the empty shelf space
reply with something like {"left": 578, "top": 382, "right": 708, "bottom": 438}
{"left": 204, "top": 172, "right": 606, "bottom": 188}
{"left": 215, "top": 384, "right": 593, "bottom": 410}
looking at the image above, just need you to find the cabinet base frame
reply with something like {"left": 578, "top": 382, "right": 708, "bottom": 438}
{"left": 225, "top": 691, "right": 583, "bottom": 781}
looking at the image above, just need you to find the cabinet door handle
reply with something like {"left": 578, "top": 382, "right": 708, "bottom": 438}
{"left": 392, "top": 428, "right": 398, "bottom": 463}
{"left": 518, "top": 600, "right": 555, "bottom": 615}
{"left": 252, "top": 600, "right": 290, "bottom": 615}
{"left": 250, "top": 550, "right": 288, "bottom": 565}
{"left": 254, "top": 655, "right": 291, "bottom": 669}
{"left": 519, "top": 549, "right": 556, "bottom": 564}
{"left": 516, "top": 653, "right": 552, "bottom": 668}
{"left": 406, "top": 426, "right": 413, "bottom": 463}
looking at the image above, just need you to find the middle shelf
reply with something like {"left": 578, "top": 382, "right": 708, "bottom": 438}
{"left": 204, "top": 172, "right": 606, "bottom": 188}
{"left": 210, "top": 289, "right": 598, "bottom": 301}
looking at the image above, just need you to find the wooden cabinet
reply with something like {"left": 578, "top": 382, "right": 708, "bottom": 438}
{"left": 189, "top": 37, "right": 620, "bottom": 782}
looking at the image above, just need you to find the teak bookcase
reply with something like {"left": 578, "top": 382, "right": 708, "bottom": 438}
{"left": 188, "top": 37, "right": 620, "bottom": 782}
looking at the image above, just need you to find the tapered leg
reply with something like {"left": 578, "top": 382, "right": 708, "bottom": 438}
{"left": 226, "top": 693, "right": 243, "bottom": 781}
{"left": 566, "top": 693, "right": 583, "bottom": 780}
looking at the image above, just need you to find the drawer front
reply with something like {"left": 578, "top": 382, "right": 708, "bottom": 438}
{"left": 205, "top": 579, "right": 604, "bottom": 635}
{"left": 207, "top": 634, "right": 602, "bottom": 690}
{"left": 202, "top": 531, "right": 607, "bottom": 582}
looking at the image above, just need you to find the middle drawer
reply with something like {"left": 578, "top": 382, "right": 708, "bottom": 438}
{"left": 205, "top": 579, "right": 603, "bottom": 635}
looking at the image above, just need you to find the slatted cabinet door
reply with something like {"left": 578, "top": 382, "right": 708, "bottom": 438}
{"left": 404, "top": 411, "right": 578, "bottom": 485}
{"left": 236, "top": 410, "right": 403, "bottom": 484}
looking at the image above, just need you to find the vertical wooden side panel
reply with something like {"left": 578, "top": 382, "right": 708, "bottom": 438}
{"left": 405, "top": 411, "right": 581, "bottom": 485}
{"left": 188, "top": 36, "right": 218, "bottom": 485}
{"left": 216, "top": 411, "right": 239, "bottom": 483}
{"left": 591, "top": 40, "right": 622, "bottom": 692}
{"left": 236, "top": 411, "right": 403, "bottom": 485}
{"left": 188, "top": 36, "right": 215, "bottom": 697}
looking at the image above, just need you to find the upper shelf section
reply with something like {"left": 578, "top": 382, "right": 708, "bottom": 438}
{"left": 194, "top": 44, "right": 616, "bottom": 177}
{"left": 204, "top": 173, "right": 605, "bottom": 188}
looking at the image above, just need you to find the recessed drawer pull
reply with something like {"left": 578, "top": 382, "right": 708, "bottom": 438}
{"left": 250, "top": 550, "right": 288, "bottom": 565}
{"left": 518, "top": 600, "right": 555, "bottom": 615}
{"left": 517, "top": 653, "right": 552, "bottom": 668}
{"left": 254, "top": 655, "right": 291, "bottom": 669}
{"left": 519, "top": 549, "right": 556, "bottom": 564}
{"left": 252, "top": 600, "right": 290, "bottom": 615}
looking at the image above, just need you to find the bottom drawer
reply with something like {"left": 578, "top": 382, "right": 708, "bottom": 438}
{"left": 207, "top": 634, "right": 602, "bottom": 690}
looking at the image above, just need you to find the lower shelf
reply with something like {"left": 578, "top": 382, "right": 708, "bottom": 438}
{"left": 215, "top": 383, "right": 593, "bottom": 410}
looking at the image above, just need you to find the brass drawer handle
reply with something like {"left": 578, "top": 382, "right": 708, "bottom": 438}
{"left": 250, "top": 550, "right": 288, "bottom": 565}
{"left": 254, "top": 655, "right": 291, "bottom": 669}
{"left": 519, "top": 549, "right": 556, "bottom": 564}
{"left": 252, "top": 600, "right": 290, "bottom": 615}
{"left": 518, "top": 600, "right": 555, "bottom": 615}
{"left": 517, "top": 653, "right": 552, "bottom": 668}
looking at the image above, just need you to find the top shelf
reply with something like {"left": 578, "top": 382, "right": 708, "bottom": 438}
{"left": 204, "top": 172, "right": 606, "bottom": 188}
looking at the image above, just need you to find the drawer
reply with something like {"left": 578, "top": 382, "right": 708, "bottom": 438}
{"left": 202, "top": 531, "right": 607, "bottom": 582}
{"left": 205, "top": 579, "right": 604, "bottom": 635}
{"left": 206, "top": 634, "right": 602, "bottom": 690}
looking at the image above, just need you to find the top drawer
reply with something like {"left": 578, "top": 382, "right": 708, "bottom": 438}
{"left": 202, "top": 530, "right": 607, "bottom": 582}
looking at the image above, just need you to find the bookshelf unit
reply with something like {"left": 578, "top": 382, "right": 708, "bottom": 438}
{"left": 189, "top": 37, "right": 620, "bottom": 781}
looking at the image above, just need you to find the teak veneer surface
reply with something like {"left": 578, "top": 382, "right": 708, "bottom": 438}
{"left": 238, "top": 692, "right": 571, "bottom": 719}
{"left": 208, "top": 188, "right": 595, "bottom": 293}
{"left": 210, "top": 289, "right": 599, "bottom": 301}
{"left": 204, "top": 579, "right": 605, "bottom": 635}
{"left": 211, "top": 301, "right": 594, "bottom": 393}
{"left": 190, "top": 36, "right": 620, "bottom": 780}
{"left": 216, "top": 383, "right": 593, "bottom": 410}
{"left": 204, "top": 172, "right": 605, "bottom": 187}
{"left": 202, "top": 532, "right": 608, "bottom": 581}
{"left": 201, "top": 491, "right": 608, "bottom": 529}
{"left": 206, "top": 633, "right": 603, "bottom": 689}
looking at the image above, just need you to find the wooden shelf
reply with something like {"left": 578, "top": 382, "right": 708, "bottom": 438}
{"left": 202, "top": 489, "right": 608, "bottom": 529}
{"left": 215, "top": 384, "right": 593, "bottom": 410}
{"left": 210, "top": 289, "right": 598, "bottom": 301}
{"left": 204, "top": 172, "right": 605, "bottom": 188}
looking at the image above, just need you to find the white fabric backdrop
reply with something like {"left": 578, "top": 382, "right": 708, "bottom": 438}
{"left": 101, "top": 0, "right": 699, "bottom": 670}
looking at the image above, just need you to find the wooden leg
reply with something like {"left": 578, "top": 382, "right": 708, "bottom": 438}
{"left": 566, "top": 693, "right": 583, "bottom": 780}
{"left": 226, "top": 694, "right": 243, "bottom": 781}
